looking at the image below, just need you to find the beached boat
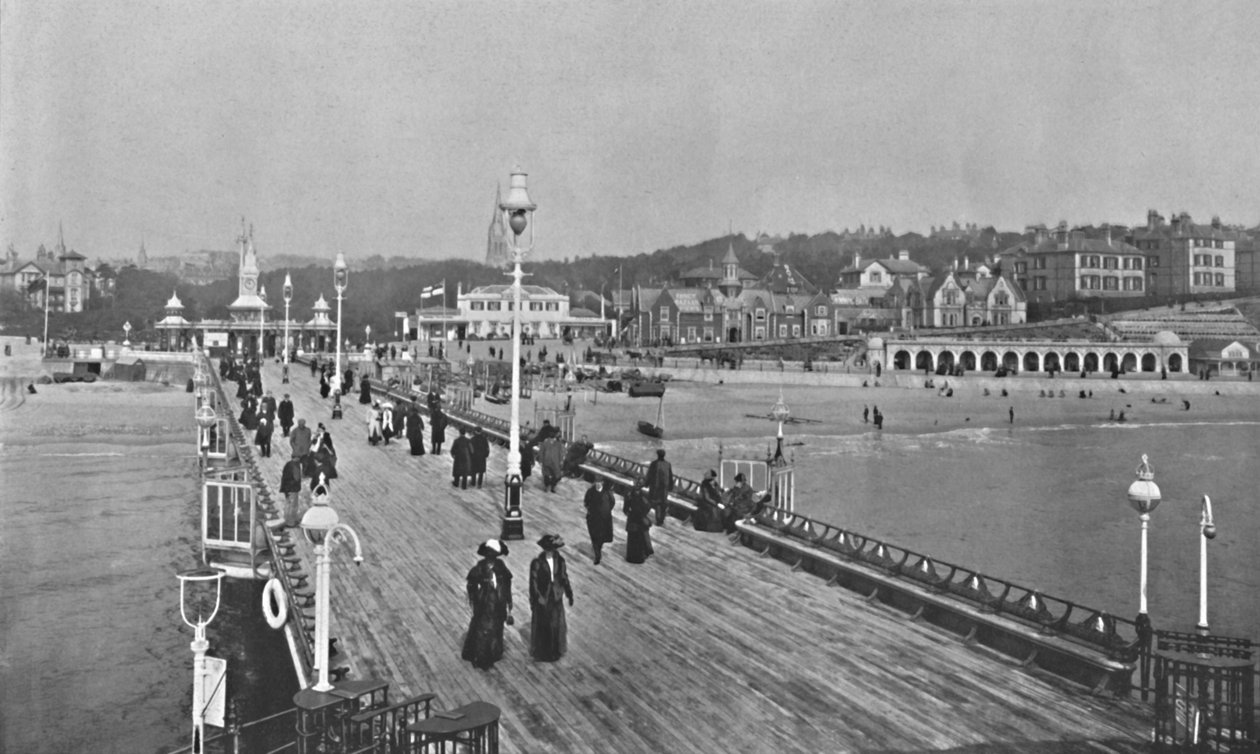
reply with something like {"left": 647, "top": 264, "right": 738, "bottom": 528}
{"left": 636, "top": 394, "right": 665, "bottom": 438}
{"left": 627, "top": 381, "right": 665, "bottom": 398}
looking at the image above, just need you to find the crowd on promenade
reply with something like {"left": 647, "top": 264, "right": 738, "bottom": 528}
{"left": 231, "top": 353, "right": 776, "bottom": 674}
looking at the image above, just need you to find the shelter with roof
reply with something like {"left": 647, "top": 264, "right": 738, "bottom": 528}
{"left": 1187, "top": 338, "right": 1257, "bottom": 378}
{"left": 154, "top": 223, "right": 336, "bottom": 356}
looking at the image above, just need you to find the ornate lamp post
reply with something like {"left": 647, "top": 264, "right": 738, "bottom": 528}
{"left": 177, "top": 567, "right": 226, "bottom": 754}
{"left": 499, "top": 167, "right": 536, "bottom": 540}
{"left": 299, "top": 494, "right": 364, "bottom": 692}
{"left": 770, "top": 389, "right": 790, "bottom": 461}
{"left": 1196, "top": 494, "right": 1216, "bottom": 636}
{"left": 258, "top": 284, "right": 267, "bottom": 362}
{"left": 283, "top": 273, "right": 293, "bottom": 383}
{"left": 1126, "top": 454, "right": 1162, "bottom": 640}
{"left": 196, "top": 401, "right": 217, "bottom": 475}
{"left": 333, "top": 253, "right": 348, "bottom": 398}
{"left": 365, "top": 324, "right": 371, "bottom": 352}
{"left": 123, "top": 320, "right": 132, "bottom": 347}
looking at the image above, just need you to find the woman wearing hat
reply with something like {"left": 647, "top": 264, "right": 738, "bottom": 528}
{"left": 462, "top": 539, "right": 514, "bottom": 670}
{"left": 529, "top": 534, "right": 573, "bottom": 661}
{"left": 366, "top": 402, "right": 384, "bottom": 446}
{"left": 623, "top": 481, "right": 655, "bottom": 563}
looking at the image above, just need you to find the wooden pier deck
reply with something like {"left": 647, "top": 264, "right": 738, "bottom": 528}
{"left": 244, "top": 360, "right": 1153, "bottom": 753}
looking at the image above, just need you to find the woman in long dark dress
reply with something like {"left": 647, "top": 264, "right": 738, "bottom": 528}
{"left": 319, "top": 372, "right": 330, "bottom": 398}
{"left": 462, "top": 540, "right": 514, "bottom": 670}
{"left": 358, "top": 375, "right": 373, "bottom": 405}
{"left": 623, "top": 483, "right": 654, "bottom": 563}
{"left": 583, "top": 479, "right": 615, "bottom": 564}
{"left": 405, "top": 407, "right": 425, "bottom": 456}
{"left": 692, "top": 469, "right": 727, "bottom": 532}
{"left": 529, "top": 534, "right": 573, "bottom": 661}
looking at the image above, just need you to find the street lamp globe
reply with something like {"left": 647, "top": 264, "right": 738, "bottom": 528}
{"left": 300, "top": 496, "right": 341, "bottom": 546}
{"left": 195, "top": 403, "right": 217, "bottom": 430}
{"left": 1127, "top": 454, "right": 1161, "bottom": 515}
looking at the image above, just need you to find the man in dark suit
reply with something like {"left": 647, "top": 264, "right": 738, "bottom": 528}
{"left": 645, "top": 449, "right": 674, "bottom": 526}
{"left": 450, "top": 427, "right": 472, "bottom": 489}
{"left": 583, "top": 477, "right": 615, "bottom": 565}
{"left": 470, "top": 427, "right": 490, "bottom": 488}
{"left": 277, "top": 393, "right": 295, "bottom": 437}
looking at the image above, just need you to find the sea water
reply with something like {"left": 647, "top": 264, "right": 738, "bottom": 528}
{"left": 600, "top": 417, "right": 1260, "bottom": 643}
{"left": 0, "top": 379, "right": 296, "bottom": 754}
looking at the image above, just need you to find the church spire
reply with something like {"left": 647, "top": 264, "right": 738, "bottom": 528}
{"left": 485, "top": 184, "right": 511, "bottom": 268}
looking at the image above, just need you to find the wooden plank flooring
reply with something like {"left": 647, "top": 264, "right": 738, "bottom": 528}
{"left": 244, "top": 361, "right": 1154, "bottom": 753}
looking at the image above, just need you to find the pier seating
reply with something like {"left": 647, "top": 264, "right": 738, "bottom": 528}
{"left": 733, "top": 511, "right": 1140, "bottom": 697}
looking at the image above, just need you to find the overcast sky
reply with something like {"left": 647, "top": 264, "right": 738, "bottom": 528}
{"left": 2, "top": 0, "right": 1257, "bottom": 263}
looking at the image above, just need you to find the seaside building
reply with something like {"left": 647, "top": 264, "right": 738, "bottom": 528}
{"left": 999, "top": 223, "right": 1148, "bottom": 304}
{"left": 0, "top": 226, "right": 104, "bottom": 312}
{"left": 1130, "top": 211, "right": 1235, "bottom": 297}
{"left": 409, "top": 283, "right": 611, "bottom": 341}
{"left": 1187, "top": 338, "right": 1258, "bottom": 378}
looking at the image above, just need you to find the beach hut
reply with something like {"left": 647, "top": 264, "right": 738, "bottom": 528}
{"left": 111, "top": 354, "right": 147, "bottom": 382}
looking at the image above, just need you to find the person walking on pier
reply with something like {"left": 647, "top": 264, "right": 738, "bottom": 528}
{"left": 693, "top": 469, "right": 727, "bottom": 532}
{"left": 380, "top": 402, "right": 395, "bottom": 445}
{"left": 261, "top": 391, "right": 277, "bottom": 425}
{"left": 405, "top": 406, "right": 426, "bottom": 456}
{"left": 291, "top": 418, "right": 312, "bottom": 464}
{"left": 359, "top": 374, "right": 373, "bottom": 405}
{"left": 280, "top": 450, "right": 305, "bottom": 528}
{"left": 450, "top": 427, "right": 472, "bottom": 489}
{"left": 431, "top": 409, "right": 446, "bottom": 455}
{"left": 624, "top": 482, "right": 655, "bottom": 564}
{"left": 1009, "top": 406, "right": 1015, "bottom": 424}
{"left": 862, "top": 405, "right": 869, "bottom": 424}
{"left": 367, "top": 402, "right": 384, "bottom": 446}
{"left": 278, "top": 394, "right": 294, "bottom": 438}
{"left": 583, "top": 477, "right": 615, "bottom": 564}
{"left": 529, "top": 534, "right": 573, "bottom": 662}
{"left": 462, "top": 539, "right": 514, "bottom": 671}
{"left": 538, "top": 434, "right": 564, "bottom": 493}
{"left": 470, "top": 427, "right": 490, "bottom": 488}
{"left": 254, "top": 415, "right": 273, "bottom": 458}
{"left": 872, "top": 406, "right": 883, "bottom": 430}
{"left": 319, "top": 371, "right": 330, "bottom": 399}
{"left": 645, "top": 449, "right": 674, "bottom": 526}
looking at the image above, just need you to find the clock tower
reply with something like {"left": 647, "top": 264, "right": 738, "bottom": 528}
{"left": 228, "top": 222, "right": 270, "bottom": 323}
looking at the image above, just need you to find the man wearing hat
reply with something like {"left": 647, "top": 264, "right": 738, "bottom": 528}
{"left": 645, "top": 448, "right": 674, "bottom": 526}
{"left": 529, "top": 534, "right": 573, "bottom": 662}
{"left": 462, "top": 539, "right": 514, "bottom": 670}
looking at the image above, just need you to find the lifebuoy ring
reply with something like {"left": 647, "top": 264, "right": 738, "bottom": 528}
{"left": 261, "top": 578, "right": 288, "bottom": 629}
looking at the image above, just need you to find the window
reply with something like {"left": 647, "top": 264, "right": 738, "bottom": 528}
{"left": 1150, "top": 257, "right": 1160, "bottom": 267}
{"left": 1034, "top": 256, "right": 1047, "bottom": 270}
{"left": 703, "top": 327, "right": 714, "bottom": 341}
{"left": 703, "top": 307, "right": 713, "bottom": 321}
{"left": 470, "top": 301, "right": 485, "bottom": 310}
{"left": 755, "top": 308, "right": 766, "bottom": 320}
{"left": 1216, "top": 273, "right": 1225, "bottom": 286}
{"left": 791, "top": 324, "right": 801, "bottom": 337}
{"left": 944, "top": 290, "right": 958, "bottom": 305}
{"left": 686, "top": 327, "right": 697, "bottom": 341}
{"left": 546, "top": 302, "right": 559, "bottom": 311}
{"left": 1103, "top": 276, "right": 1119, "bottom": 290}
{"left": 659, "top": 307, "right": 669, "bottom": 323}
{"left": 754, "top": 326, "right": 766, "bottom": 340}
{"left": 529, "top": 302, "right": 542, "bottom": 311}
{"left": 777, "top": 324, "right": 787, "bottom": 338}
{"left": 1033, "top": 277, "right": 1046, "bottom": 291}
{"left": 816, "top": 305, "right": 827, "bottom": 316}
{"left": 869, "top": 271, "right": 882, "bottom": 283}
{"left": 994, "top": 293, "right": 1009, "bottom": 306}
{"left": 785, "top": 304, "right": 795, "bottom": 314}
{"left": 1215, "top": 256, "right": 1224, "bottom": 267}
{"left": 1103, "top": 257, "right": 1118, "bottom": 270}
{"left": 487, "top": 301, "right": 502, "bottom": 311}
{"left": 1015, "top": 262, "right": 1027, "bottom": 274}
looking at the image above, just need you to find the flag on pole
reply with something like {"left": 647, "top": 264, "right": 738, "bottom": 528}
{"left": 421, "top": 284, "right": 445, "bottom": 299}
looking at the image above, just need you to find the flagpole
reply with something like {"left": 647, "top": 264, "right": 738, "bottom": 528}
{"left": 42, "top": 276, "right": 50, "bottom": 357}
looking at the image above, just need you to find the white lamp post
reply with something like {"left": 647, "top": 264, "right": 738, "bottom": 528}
{"left": 333, "top": 253, "right": 348, "bottom": 400}
{"left": 123, "top": 320, "right": 132, "bottom": 347}
{"left": 771, "top": 389, "right": 790, "bottom": 460}
{"left": 299, "top": 495, "right": 364, "bottom": 692}
{"left": 196, "top": 400, "right": 217, "bottom": 475}
{"left": 499, "top": 167, "right": 536, "bottom": 540}
{"left": 258, "top": 284, "right": 267, "bottom": 363}
{"left": 40, "top": 275, "right": 51, "bottom": 356}
{"left": 1126, "top": 454, "right": 1162, "bottom": 637}
{"left": 283, "top": 273, "right": 293, "bottom": 383}
{"left": 177, "top": 567, "right": 226, "bottom": 754}
{"left": 1197, "top": 494, "right": 1216, "bottom": 636}
{"left": 365, "top": 324, "right": 371, "bottom": 353}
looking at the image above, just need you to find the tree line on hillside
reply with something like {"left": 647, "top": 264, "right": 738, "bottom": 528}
{"left": 0, "top": 229, "right": 1038, "bottom": 343}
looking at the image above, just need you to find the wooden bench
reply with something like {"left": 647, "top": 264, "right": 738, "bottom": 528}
{"left": 733, "top": 520, "right": 1138, "bottom": 697}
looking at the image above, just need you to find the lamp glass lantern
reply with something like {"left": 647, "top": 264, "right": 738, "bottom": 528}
{"left": 1125, "top": 454, "right": 1162, "bottom": 624}
{"left": 333, "top": 253, "right": 348, "bottom": 401}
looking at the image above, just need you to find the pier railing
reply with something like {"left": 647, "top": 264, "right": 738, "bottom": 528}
{"left": 326, "top": 357, "right": 1150, "bottom": 697}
